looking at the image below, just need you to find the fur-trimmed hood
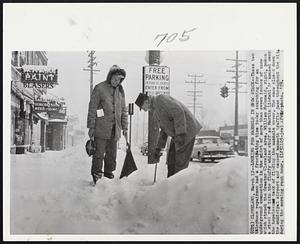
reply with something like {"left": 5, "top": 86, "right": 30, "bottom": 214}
{"left": 106, "top": 65, "right": 126, "bottom": 84}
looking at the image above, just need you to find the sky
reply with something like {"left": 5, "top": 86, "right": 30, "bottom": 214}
{"left": 47, "top": 51, "right": 248, "bottom": 137}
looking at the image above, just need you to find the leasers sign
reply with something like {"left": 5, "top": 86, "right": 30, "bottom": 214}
{"left": 143, "top": 66, "right": 170, "bottom": 96}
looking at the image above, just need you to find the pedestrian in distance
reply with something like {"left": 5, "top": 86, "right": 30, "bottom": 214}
{"left": 135, "top": 93, "right": 202, "bottom": 177}
{"left": 87, "top": 65, "right": 128, "bottom": 184}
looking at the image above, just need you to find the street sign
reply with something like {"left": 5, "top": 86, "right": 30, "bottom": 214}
{"left": 143, "top": 66, "right": 170, "bottom": 96}
{"left": 48, "top": 109, "right": 67, "bottom": 119}
{"left": 21, "top": 65, "right": 58, "bottom": 89}
{"left": 34, "top": 98, "right": 63, "bottom": 113}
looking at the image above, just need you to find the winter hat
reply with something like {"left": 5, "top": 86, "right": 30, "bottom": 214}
{"left": 135, "top": 93, "right": 149, "bottom": 110}
{"left": 85, "top": 139, "right": 96, "bottom": 157}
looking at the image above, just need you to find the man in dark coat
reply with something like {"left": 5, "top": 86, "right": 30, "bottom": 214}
{"left": 135, "top": 93, "right": 202, "bottom": 177}
{"left": 87, "top": 65, "right": 128, "bottom": 184}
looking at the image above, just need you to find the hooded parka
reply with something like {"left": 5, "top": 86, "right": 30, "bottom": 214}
{"left": 87, "top": 65, "right": 128, "bottom": 140}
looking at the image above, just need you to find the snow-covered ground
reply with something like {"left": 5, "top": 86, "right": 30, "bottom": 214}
{"left": 10, "top": 141, "right": 248, "bottom": 235}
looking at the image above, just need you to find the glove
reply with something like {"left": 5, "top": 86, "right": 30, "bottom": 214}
{"left": 153, "top": 147, "right": 162, "bottom": 162}
{"left": 174, "top": 133, "right": 186, "bottom": 146}
{"left": 88, "top": 128, "right": 95, "bottom": 139}
{"left": 122, "top": 130, "right": 128, "bottom": 140}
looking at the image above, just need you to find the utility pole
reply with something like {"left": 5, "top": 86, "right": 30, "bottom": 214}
{"left": 83, "top": 51, "right": 100, "bottom": 98}
{"left": 226, "top": 51, "right": 247, "bottom": 153}
{"left": 185, "top": 74, "right": 205, "bottom": 118}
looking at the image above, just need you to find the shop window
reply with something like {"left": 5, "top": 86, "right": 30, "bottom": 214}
{"left": 19, "top": 99, "right": 25, "bottom": 119}
{"left": 11, "top": 51, "right": 18, "bottom": 66}
{"left": 19, "top": 52, "right": 26, "bottom": 66}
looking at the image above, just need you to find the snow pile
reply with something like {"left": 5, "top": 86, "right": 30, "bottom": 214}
{"left": 10, "top": 143, "right": 248, "bottom": 234}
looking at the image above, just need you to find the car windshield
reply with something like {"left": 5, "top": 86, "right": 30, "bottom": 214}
{"left": 196, "top": 138, "right": 223, "bottom": 144}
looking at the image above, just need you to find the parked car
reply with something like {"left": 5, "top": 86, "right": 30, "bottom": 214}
{"left": 140, "top": 142, "right": 166, "bottom": 156}
{"left": 140, "top": 142, "right": 148, "bottom": 156}
{"left": 191, "top": 136, "right": 236, "bottom": 162}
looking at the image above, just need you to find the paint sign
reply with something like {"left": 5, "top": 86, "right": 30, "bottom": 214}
{"left": 143, "top": 66, "right": 170, "bottom": 96}
{"left": 21, "top": 65, "right": 58, "bottom": 89}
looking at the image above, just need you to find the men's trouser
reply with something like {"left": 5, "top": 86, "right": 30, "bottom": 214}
{"left": 166, "top": 137, "right": 196, "bottom": 178}
{"left": 91, "top": 126, "right": 117, "bottom": 175}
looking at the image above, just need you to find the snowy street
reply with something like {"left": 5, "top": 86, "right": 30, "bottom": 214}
{"left": 10, "top": 141, "right": 248, "bottom": 234}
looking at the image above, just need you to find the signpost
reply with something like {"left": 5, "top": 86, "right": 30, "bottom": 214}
{"left": 142, "top": 51, "right": 170, "bottom": 183}
{"left": 128, "top": 103, "right": 134, "bottom": 145}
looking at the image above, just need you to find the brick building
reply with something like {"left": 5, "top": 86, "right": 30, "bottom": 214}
{"left": 11, "top": 51, "right": 48, "bottom": 154}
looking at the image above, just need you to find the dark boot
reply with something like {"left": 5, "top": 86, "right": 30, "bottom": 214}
{"left": 103, "top": 172, "right": 114, "bottom": 179}
{"left": 92, "top": 172, "right": 102, "bottom": 184}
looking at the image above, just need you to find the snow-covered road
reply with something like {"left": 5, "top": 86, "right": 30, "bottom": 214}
{"left": 10, "top": 142, "right": 248, "bottom": 234}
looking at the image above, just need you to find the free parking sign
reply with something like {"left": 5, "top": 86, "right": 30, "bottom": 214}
{"left": 143, "top": 66, "right": 170, "bottom": 96}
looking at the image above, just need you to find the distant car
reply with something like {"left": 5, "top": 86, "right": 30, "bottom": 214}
{"left": 140, "top": 142, "right": 166, "bottom": 156}
{"left": 140, "top": 142, "right": 148, "bottom": 156}
{"left": 191, "top": 136, "right": 236, "bottom": 162}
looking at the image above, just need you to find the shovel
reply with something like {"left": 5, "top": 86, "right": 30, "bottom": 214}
{"left": 119, "top": 142, "right": 138, "bottom": 179}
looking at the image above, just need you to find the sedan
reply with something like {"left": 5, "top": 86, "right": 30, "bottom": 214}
{"left": 191, "top": 136, "right": 236, "bottom": 162}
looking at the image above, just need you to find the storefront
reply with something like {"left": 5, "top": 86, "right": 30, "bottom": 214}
{"left": 219, "top": 124, "right": 248, "bottom": 156}
{"left": 10, "top": 91, "right": 22, "bottom": 154}
{"left": 11, "top": 66, "right": 34, "bottom": 154}
{"left": 11, "top": 51, "right": 51, "bottom": 154}
{"left": 46, "top": 118, "right": 68, "bottom": 151}
{"left": 31, "top": 112, "right": 48, "bottom": 153}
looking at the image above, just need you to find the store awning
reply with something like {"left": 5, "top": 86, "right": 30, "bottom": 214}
{"left": 48, "top": 118, "right": 68, "bottom": 123}
{"left": 33, "top": 112, "right": 48, "bottom": 121}
{"left": 11, "top": 84, "right": 24, "bottom": 100}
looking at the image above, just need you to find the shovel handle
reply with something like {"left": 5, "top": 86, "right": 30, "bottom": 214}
{"left": 126, "top": 141, "right": 131, "bottom": 150}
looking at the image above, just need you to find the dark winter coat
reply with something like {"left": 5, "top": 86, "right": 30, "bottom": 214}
{"left": 87, "top": 65, "right": 128, "bottom": 140}
{"left": 151, "top": 94, "right": 202, "bottom": 150}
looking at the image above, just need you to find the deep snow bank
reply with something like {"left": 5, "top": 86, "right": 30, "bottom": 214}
{"left": 114, "top": 156, "right": 248, "bottom": 234}
{"left": 10, "top": 143, "right": 248, "bottom": 234}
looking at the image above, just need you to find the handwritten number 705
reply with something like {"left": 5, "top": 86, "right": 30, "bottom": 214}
{"left": 154, "top": 27, "right": 198, "bottom": 47}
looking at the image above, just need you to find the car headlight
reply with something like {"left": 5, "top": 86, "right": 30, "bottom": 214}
{"left": 203, "top": 146, "right": 207, "bottom": 151}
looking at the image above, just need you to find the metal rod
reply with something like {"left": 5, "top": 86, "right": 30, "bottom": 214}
{"left": 129, "top": 114, "right": 132, "bottom": 145}
{"left": 154, "top": 162, "right": 158, "bottom": 183}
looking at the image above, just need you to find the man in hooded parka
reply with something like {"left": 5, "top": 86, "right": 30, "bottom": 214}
{"left": 87, "top": 65, "right": 128, "bottom": 184}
